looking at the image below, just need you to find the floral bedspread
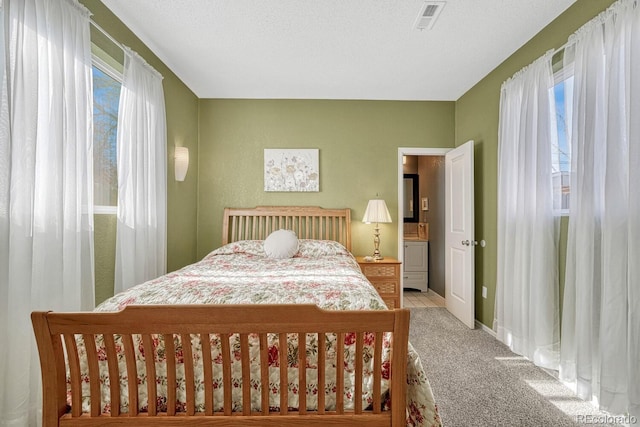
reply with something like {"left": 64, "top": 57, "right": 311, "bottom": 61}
{"left": 89, "top": 240, "right": 441, "bottom": 426}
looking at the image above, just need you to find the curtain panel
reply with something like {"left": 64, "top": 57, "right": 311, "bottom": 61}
{"left": 560, "top": 0, "right": 640, "bottom": 417}
{"left": 495, "top": 50, "right": 561, "bottom": 370}
{"left": 0, "top": 0, "right": 94, "bottom": 424}
{"left": 115, "top": 47, "right": 167, "bottom": 294}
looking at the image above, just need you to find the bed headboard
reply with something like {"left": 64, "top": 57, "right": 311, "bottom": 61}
{"left": 222, "top": 206, "right": 351, "bottom": 251}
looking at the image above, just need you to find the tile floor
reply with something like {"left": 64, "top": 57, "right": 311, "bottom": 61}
{"left": 402, "top": 289, "right": 446, "bottom": 308}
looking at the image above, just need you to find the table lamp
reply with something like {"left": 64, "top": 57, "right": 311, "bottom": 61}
{"left": 362, "top": 199, "right": 392, "bottom": 260}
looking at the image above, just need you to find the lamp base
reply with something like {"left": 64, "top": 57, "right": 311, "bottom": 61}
{"left": 372, "top": 224, "right": 384, "bottom": 261}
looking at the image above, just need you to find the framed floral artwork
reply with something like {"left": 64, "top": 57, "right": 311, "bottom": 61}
{"left": 264, "top": 149, "right": 319, "bottom": 192}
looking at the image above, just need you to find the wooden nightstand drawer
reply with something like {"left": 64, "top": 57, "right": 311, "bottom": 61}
{"left": 356, "top": 257, "right": 401, "bottom": 308}
{"left": 360, "top": 264, "right": 397, "bottom": 278}
{"left": 372, "top": 280, "right": 399, "bottom": 294}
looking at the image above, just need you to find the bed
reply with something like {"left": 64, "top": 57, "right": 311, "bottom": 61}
{"left": 31, "top": 206, "right": 442, "bottom": 426}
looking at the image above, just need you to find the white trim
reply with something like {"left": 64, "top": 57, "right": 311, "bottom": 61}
{"left": 397, "top": 147, "right": 451, "bottom": 308}
{"left": 475, "top": 319, "right": 497, "bottom": 337}
{"left": 94, "top": 205, "right": 117, "bottom": 215}
{"left": 553, "top": 60, "right": 574, "bottom": 85}
{"left": 91, "top": 54, "right": 122, "bottom": 219}
{"left": 92, "top": 52, "right": 123, "bottom": 83}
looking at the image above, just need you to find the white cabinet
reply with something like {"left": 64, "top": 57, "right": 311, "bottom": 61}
{"left": 403, "top": 241, "right": 428, "bottom": 291}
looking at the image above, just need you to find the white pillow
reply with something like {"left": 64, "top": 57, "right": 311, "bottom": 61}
{"left": 263, "top": 229, "right": 299, "bottom": 259}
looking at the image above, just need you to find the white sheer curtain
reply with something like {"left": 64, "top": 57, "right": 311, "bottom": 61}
{"left": 115, "top": 47, "right": 167, "bottom": 293}
{"left": 0, "top": 0, "right": 94, "bottom": 425}
{"left": 495, "top": 50, "right": 561, "bottom": 370}
{"left": 560, "top": 0, "right": 640, "bottom": 417}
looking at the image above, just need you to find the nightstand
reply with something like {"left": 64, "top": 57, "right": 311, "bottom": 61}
{"left": 356, "top": 257, "right": 402, "bottom": 309}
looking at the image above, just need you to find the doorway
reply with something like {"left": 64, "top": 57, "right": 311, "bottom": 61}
{"left": 398, "top": 143, "right": 476, "bottom": 328}
{"left": 397, "top": 148, "right": 449, "bottom": 308}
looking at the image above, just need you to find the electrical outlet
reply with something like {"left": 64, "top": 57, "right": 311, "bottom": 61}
{"left": 482, "top": 286, "right": 487, "bottom": 299}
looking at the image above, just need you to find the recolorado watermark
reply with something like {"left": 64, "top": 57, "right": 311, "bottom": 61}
{"left": 577, "top": 414, "right": 637, "bottom": 425}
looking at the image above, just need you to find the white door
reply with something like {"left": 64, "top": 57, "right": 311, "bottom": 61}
{"left": 445, "top": 140, "right": 475, "bottom": 328}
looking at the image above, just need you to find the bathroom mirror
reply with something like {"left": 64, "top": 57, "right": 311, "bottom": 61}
{"left": 403, "top": 174, "right": 419, "bottom": 223}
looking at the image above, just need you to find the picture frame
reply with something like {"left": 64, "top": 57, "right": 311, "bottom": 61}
{"left": 264, "top": 149, "right": 319, "bottom": 192}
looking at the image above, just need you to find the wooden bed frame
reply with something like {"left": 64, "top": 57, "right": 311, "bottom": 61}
{"left": 32, "top": 305, "right": 409, "bottom": 426}
{"left": 222, "top": 206, "right": 351, "bottom": 251}
{"left": 32, "top": 206, "right": 411, "bottom": 426}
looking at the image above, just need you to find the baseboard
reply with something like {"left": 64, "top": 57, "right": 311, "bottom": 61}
{"left": 475, "top": 319, "right": 497, "bottom": 337}
{"left": 422, "top": 290, "right": 493, "bottom": 336}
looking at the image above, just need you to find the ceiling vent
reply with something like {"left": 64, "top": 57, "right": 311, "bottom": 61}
{"left": 414, "top": 1, "right": 446, "bottom": 31}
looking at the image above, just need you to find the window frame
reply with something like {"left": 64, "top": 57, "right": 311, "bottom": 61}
{"left": 551, "top": 62, "right": 574, "bottom": 217}
{"left": 92, "top": 53, "right": 123, "bottom": 215}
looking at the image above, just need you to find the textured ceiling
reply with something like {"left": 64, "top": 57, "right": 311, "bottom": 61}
{"left": 101, "top": 0, "right": 576, "bottom": 101}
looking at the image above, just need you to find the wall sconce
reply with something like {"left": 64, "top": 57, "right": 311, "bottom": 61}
{"left": 175, "top": 146, "right": 189, "bottom": 181}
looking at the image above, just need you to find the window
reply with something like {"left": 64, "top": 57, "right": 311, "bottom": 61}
{"left": 552, "top": 71, "right": 573, "bottom": 215}
{"left": 92, "top": 56, "right": 122, "bottom": 213}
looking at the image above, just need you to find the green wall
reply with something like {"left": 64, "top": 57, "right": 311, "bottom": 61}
{"left": 81, "top": 0, "right": 200, "bottom": 305}
{"left": 94, "top": 214, "right": 116, "bottom": 304}
{"left": 197, "top": 100, "right": 455, "bottom": 259}
{"left": 455, "top": 0, "right": 616, "bottom": 327}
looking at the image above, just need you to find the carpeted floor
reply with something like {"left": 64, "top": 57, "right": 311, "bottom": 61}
{"left": 409, "top": 308, "right": 614, "bottom": 427}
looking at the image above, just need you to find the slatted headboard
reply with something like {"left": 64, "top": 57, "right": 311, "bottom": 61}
{"left": 222, "top": 206, "right": 351, "bottom": 251}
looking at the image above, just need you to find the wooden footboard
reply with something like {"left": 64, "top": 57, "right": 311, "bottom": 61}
{"left": 32, "top": 305, "right": 409, "bottom": 426}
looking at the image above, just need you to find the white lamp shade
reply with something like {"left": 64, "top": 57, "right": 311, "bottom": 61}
{"left": 362, "top": 199, "right": 392, "bottom": 224}
{"left": 175, "top": 147, "right": 189, "bottom": 181}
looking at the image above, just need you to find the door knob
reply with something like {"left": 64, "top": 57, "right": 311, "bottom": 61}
{"left": 461, "top": 240, "right": 470, "bottom": 246}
